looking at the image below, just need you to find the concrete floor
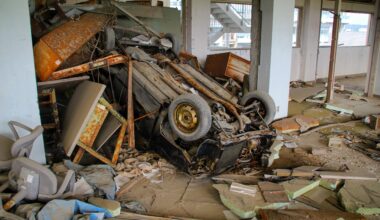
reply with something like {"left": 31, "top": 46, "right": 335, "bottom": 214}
{"left": 285, "top": 76, "right": 380, "bottom": 178}
{"left": 116, "top": 76, "right": 380, "bottom": 220}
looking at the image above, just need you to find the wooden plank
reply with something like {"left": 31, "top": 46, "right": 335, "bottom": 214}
{"left": 93, "top": 115, "right": 122, "bottom": 151}
{"left": 127, "top": 60, "right": 135, "bottom": 149}
{"left": 77, "top": 141, "right": 115, "bottom": 167}
{"left": 112, "top": 124, "right": 127, "bottom": 164}
{"left": 318, "top": 171, "right": 377, "bottom": 180}
{"left": 258, "top": 182, "right": 289, "bottom": 203}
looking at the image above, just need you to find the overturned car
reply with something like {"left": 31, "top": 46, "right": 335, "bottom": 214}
{"left": 116, "top": 48, "right": 277, "bottom": 175}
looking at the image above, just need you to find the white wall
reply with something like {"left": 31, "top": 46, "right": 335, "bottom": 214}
{"left": 291, "top": 48, "right": 302, "bottom": 81}
{"left": 0, "top": 0, "right": 46, "bottom": 164}
{"left": 316, "top": 46, "right": 371, "bottom": 78}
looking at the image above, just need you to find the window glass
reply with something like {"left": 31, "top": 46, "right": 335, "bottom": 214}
{"left": 209, "top": 3, "right": 251, "bottom": 49}
{"left": 320, "top": 11, "right": 371, "bottom": 46}
{"left": 209, "top": 6, "right": 300, "bottom": 49}
{"left": 169, "top": 0, "right": 182, "bottom": 10}
{"left": 293, "top": 8, "right": 300, "bottom": 47}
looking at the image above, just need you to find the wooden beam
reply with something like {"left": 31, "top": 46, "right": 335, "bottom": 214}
{"left": 326, "top": 0, "right": 342, "bottom": 103}
{"left": 127, "top": 60, "right": 135, "bottom": 149}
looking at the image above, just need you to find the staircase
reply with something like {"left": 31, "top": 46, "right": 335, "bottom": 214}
{"left": 209, "top": 3, "right": 251, "bottom": 44}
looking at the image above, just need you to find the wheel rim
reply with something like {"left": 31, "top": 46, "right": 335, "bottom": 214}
{"left": 173, "top": 103, "right": 198, "bottom": 133}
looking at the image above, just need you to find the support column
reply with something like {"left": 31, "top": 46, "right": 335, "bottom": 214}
{"left": 249, "top": 0, "right": 261, "bottom": 91}
{"left": 368, "top": 0, "right": 380, "bottom": 96}
{"left": 258, "top": 0, "right": 295, "bottom": 119}
{"left": 0, "top": 0, "right": 46, "bottom": 163}
{"left": 300, "top": 0, "right": 322, "bottom": 82}
{"left": 189, "top": 0, "right": 211, "bottom": 64}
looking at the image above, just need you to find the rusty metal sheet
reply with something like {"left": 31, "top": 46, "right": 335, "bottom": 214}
{"left": 50, "top": 54, "right": 127, "bottom": 80}
{"left": 79, "top": 103, "right": 109, "bottom": 146}
{"left": 34, "top": 13, "right": 109, "bottom": 81}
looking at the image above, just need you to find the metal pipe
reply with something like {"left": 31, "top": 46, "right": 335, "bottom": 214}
{"left": 50, "top": 54, "right": 128, "bottom": 80}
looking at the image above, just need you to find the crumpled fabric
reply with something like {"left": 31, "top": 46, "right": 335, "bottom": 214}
{"left": 64, "top": 160, "right": 116, "bottom": 200}
{"left": 37, "top": 199, "right": 112, "bottom": 220}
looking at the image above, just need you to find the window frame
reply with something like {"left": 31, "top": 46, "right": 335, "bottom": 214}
{"left": 293, "top": 7, "right": 303, "bottom": 48}
{"left": 208, "top": 3, "right": 252, "bottom": 50}
{"left": 318, "top": 10, "right": 372, "bottom": 48}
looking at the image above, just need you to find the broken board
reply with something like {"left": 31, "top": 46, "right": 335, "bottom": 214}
{"left": 93, "top": 115, "right": 122, "bottom": 151}
{"left": 338, "top": 180, "right": 380, "bottom": 215}
{"left": 271, "top": 115, "right": 319, "bottom": 133}
{"left": 213, "top": 184, "right": 288, "bottom": 219}
{"left": 62, "top": 81, "right": 106, "bottom": 156}
{"left": 281, "top": 179, "right": 321, "bottom": 199}
{"left": 258, "top": 182, "right": 289, "bottom": 203}
{"left": 289, "top": 87, "right": 325, "bottom": 103}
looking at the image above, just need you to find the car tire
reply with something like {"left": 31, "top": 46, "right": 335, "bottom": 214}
{"left": 168, "top": 94, "right": 212, "bottom": 142}
{"left": 240, "top": 91, "right": 276, "bottom": 124}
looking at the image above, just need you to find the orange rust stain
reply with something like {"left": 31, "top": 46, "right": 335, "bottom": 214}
{"left": 34, "top": 13, "right": 109, "bottom": 81}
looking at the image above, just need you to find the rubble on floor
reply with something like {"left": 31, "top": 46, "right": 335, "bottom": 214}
{"left": 2, "top": 1, "right": 380, "bottom": 219}
{"left": 271, "top": 115, "right": 319, "bottom": 133}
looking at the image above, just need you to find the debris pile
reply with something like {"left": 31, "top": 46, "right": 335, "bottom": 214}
{"left": 1, "top": 0, "right": 380, "bottom": 219}
{"left": 213, "top": 165, "right": 380, "bottom": 219}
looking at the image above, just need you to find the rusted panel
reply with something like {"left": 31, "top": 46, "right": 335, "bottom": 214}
{"left": 98, "top": 98, "right": 127, "bottom": 124}
{"left": 50, "top": 54, "right": 128, "bottom": 80}
{"left": 204, "top": 52, "right": 250, "bottom": 83}
{"left": 179, "top": 51, "right": 201, "bottom": 71}
{"left": 34, "top": 13, "right": 109, "bottom": 81}
{"left": 79, "top": 103, "right": 109, "bottom": 147}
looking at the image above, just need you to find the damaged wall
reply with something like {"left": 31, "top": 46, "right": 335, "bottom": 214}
{"left": 0, "top": 0, "right": 46, "bottom": 164}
